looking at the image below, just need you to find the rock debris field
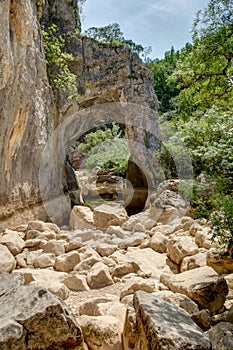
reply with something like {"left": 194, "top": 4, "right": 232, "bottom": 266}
{"left": 0, "top": 181, "right": 233, "bottom": 349}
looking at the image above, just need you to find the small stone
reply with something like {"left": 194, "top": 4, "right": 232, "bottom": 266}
{"left": 207, "top": 322, "right": 233, "bottom": 350}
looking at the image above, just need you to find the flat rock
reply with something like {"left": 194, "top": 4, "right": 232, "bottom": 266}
{"left": 0, "top": 273, "right": 84, "bottom": 349}
{"left": 153, "top": 290, "right": 199, "bottom": 314}
{"left": 125, "top": 247, "right": 172, "bottom": 278}
{"left": 133, "top": 291, "right": 211, "bottom": 349}
{"left": 160, "top": 266, "right": 228, "bottom": 314}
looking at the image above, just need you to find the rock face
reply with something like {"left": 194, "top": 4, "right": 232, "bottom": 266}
{"left": 131, "top": 291, "right": 211, "bottom": 349}
{"left": 0, "top": 0, "right": 159, "bottom": 227}
{"left": 0, "top": 0, "right": 53, "bottom": 228}
{"left": 0, "top": 273, "right": 84, "bottom": 349}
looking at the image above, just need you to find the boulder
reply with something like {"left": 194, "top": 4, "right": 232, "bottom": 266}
{"left": 33, "top": 253, "right": 55, "bottom": 268}
{"left": 27, "top": 220, "right": 61, "bottom": 234}
{"left": 207, "top": 322, "right": 233, "bottom": 350}
{"left": 63, "top": 273, "right": 89, "bottom": 291}
{"left": 120, "top": 276, "right": 157, "bottom": 301}
{"left": 54, "top": 251, "right": 81, "bottom": 272}
{"left": 118, "top": 232, "right": 147, "bottom": 249}
{"left": 132, "top": 291, "right": 211, "bottom": 349}
{"left": 0, "top": 230, "right": 25, "bottom": 256}
{"left": 87, "top": 262, "right": 114, "bottom": 289}
{"left": 79, "top": 315, "right": 123, "bottom": 350}
{"left": 93, "top": 203, "right": 128, "bottom": 228}
{"left": 125, "top": 247, "right": 171, "bottom": 278}
{"left": 206, "top": 248, "right": 233, "bottom": 274}
{"left": 70, "top": 205, "right": 95, "bottom": 230}
{"left": 42, "top": 239, "right": 66, "bottom": 256}
{"left": 0, "top": 273, "right": 84, "bottom": 349}
{"left": 106, "top": 225, "right": 130, "bottom": 239}
{"left": 181, "top": 251, "right": 207, "bottom": 272}
{"left": 167, "top": 236, "right": 199, "bottom": 265}
{"left": 111, "top": 262, "right": 140, "bottom": 278}
{"left": 149, "top": 232, "right": 168, "bottom": 253}
{"left": 94, "top": 243, "right": 117, "bottom": 257}
{"left": 74, "top": 257, "right": 101, "bottom": 274}
{"left": 0, "top": 244, "right": 16, "bottom": 272}
{"left": 160, "top": 266, "right": 228, "bottom": 314}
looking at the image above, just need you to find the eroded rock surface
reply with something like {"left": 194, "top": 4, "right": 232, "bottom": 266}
{"left": 0, "top": 273, "right": 84, "bottom": 349}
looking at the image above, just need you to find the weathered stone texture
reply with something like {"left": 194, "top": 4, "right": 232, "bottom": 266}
{"left": 0, "top": 273, "right": 84, "bottom": 349}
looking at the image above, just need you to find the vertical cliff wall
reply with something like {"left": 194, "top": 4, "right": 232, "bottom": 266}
{"left": 0, "top": 0, "right": 159, "bottom": 228}
{"left": 0, "top": 0, "right": 53, "bottom": 226}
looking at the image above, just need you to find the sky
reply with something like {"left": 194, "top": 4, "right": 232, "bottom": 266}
{"left": 81, "top": 0, "right": 210, "bottom": 59}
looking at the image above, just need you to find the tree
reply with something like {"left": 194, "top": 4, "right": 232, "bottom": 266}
{"left": 84, "top": 23, "right": 151, "bottom": 60}
{"left": 172, "top": 0, "right": 233, "bottom": 114}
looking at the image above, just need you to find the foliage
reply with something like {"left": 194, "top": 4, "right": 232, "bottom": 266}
{"left": 42, "top": 24, "right": 77, "bottom": 92}
{"left": 77, "top": 123, "right": 130, "bottom": 175}
{"left": 171, "top": 0, "right": 233, "bottom": 116}
{"left": 84, "top": 23, "right": 152, "bottom": 59}
{"left": 209, "top": 196, "right": 233, "bottom": 251}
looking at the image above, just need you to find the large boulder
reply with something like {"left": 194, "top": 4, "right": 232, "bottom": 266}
{"left": 130, "top": 291, "right": 211, "bottom": 349}
{"left": 0, "top": 273, "right": 84, "bottom": 349}
{"left": 93, "top": 204, "right": 128, "bottom": 229}
{"left": 160, "top": 266, "right": 228, "bottom": 315}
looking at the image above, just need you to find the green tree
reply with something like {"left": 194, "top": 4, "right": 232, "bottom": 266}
{"left": 172, "top": 0, "right": 233, "bottom": 115}
{"left": 84, "top": 23, "right": 151, "bottom": 59}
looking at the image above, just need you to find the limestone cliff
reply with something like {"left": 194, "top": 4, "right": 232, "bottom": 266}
{"left": 0, "top": 0, "right": 159, "bottom": 228}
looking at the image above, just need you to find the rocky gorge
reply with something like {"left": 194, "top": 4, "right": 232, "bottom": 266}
{"left": 0, "top": 180, "right": 233, "bottom": 349}
{"left": 0, "top": 0, "right": 233, "bottom": 349}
